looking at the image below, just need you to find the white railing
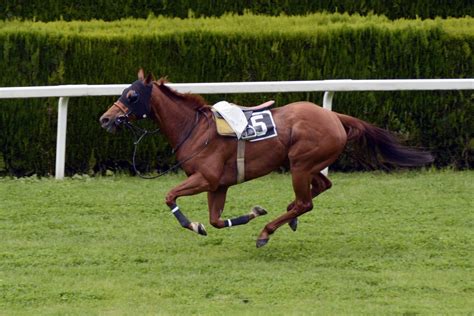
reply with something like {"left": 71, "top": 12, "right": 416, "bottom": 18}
{"left": 1, "top": 79, "right": 473, "bottom": 179}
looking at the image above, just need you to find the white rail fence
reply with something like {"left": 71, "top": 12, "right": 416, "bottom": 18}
{"left": 1, "top": 79, "right": 473, "bottom": 179}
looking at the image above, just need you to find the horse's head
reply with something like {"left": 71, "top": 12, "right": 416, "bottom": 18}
{"left": 100, "top": 69, "right": 154, "bottom": 133}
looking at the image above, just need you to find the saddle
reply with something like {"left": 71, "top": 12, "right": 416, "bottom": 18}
{"left": 236, "top": 100, "right": 275, "bottom": 112}
{"left": 211, "top": 100, "right": 276, "bottom": 184}
{"left": 212, "top": 100, "right": 275, "bottom": 139}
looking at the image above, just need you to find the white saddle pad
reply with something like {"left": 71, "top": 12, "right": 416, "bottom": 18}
{"left": 213, "top": 101, "right": 247, "bottom": 139}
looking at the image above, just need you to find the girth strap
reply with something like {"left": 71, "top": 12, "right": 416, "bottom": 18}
{"left": 237, "top": 140, "right": 245, "bottom": 184}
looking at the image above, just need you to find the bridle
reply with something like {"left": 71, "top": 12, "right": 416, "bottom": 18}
{"left": 113, "top": 99, "right": 212, "bottom": 179}
{"left": 113, "top": 101, "right": 133, "bottom": 124}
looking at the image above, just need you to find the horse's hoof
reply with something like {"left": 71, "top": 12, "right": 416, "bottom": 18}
{"left": 190, "top": 222, "right": 207, "bottom": 236}
{"left": 289, "top": 218, "right": 298, "bottom": 232}
{"left": 252, "top": 206, "right": 268, "bottom": 217}
{"left": 256, "top": 238, "right": 269, "bottom": 248}
{"left": 198, "top": 223, "right": 207, "bottom": 236}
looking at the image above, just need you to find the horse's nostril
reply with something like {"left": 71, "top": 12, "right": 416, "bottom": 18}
{"left": 100, "top": 116, "right": 110, "bottom": 126}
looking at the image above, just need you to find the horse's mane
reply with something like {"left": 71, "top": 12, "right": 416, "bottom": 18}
{"left": 154, "top": 78, "right": 209, "bottom": 111}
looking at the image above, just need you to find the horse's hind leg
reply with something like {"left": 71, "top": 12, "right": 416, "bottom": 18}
{"left": 257, "top": 170, "right": 313, "bottom": 247}
{"left": 208, "top": 186, "right": 267, "bottom": 229}
{"left": 288, "top": 172, "right": 332, "bottom": 231}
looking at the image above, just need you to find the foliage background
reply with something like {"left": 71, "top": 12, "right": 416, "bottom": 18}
{"left": 0, "top": 13, "right": 472, "bottom": 176}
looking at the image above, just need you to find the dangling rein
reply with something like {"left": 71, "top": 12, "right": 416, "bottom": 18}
{"left": 121, "top": 110, "right": 211, "bottom": 179}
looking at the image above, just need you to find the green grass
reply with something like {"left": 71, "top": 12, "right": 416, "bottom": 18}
{"left": 0, "top": 170, "right": 472, "bottom": 315}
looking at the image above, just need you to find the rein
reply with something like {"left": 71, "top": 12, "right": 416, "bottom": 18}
{"left": 172, "top": 110, "right": 201, "bottom": 154}
{"left": 121, "top": 109, "right": 211, "bottom": 179}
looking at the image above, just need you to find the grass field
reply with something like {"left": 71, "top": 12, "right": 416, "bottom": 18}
{"left": 0, "top": 170, "right": 472, "bottom": 315}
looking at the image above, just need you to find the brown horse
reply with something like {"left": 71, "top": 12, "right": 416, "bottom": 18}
{"left": 99, "top": 70, "right": 433, "bottom": 247}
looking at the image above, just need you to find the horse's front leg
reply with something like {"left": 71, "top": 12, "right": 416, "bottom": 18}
{"left": 166, "top": 173, "right": 212, "bottom": 236}
{"left": 208, "top": 186, "right": 267, "bottom": 229}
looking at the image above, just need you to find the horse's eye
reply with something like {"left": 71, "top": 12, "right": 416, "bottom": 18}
{"left": 128, "top": 91, "right": 139, "bottom": 103}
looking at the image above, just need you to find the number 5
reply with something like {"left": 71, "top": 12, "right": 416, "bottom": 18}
{"left": 250, "top": 114, "right": 267, "bottom": 135}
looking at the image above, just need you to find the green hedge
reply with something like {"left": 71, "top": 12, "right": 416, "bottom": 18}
{"left": 1, "top": 0, "right": 473, "bottom": 21}
{"left": 0, "top": 14, "right": 473, "bottom": 176}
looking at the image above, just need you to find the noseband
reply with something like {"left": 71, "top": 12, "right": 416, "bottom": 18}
{"left": 113, "top": 101, "right": 132, "bottom": 124}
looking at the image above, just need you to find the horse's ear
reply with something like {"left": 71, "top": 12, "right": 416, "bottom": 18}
{"left": 138, "top": 68, "right": 145, "bottom": 81}
{"left": 145, "top": 73, "right": 155, "bottom": 85}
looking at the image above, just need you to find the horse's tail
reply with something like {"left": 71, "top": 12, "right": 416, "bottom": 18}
{"left": 336, "top": 113, "right": 434, "bottom": 168}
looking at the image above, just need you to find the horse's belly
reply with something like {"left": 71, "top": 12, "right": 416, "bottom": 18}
{"left": 244, "top": 138, "right": 289, "bottom": 179}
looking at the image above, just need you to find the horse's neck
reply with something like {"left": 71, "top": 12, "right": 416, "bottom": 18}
{"left": 151, "top": 91, "right": 198, "bottom": 149}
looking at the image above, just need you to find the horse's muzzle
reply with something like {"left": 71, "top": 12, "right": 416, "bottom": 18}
{"left": 99, "top": 114, "right": 118, "bottom": 133}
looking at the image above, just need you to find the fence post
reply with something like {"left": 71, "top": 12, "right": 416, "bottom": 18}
{"left": 55, "top": 97, "right": 69, "bottom": 179}
{"left": 323, "top": 91, "right": 334, "bottom": 111}
{"left": 322, "top": 91, "right": 335, "bottom": 175}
